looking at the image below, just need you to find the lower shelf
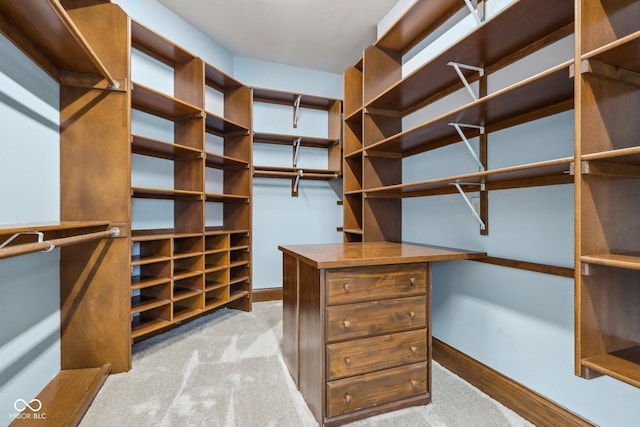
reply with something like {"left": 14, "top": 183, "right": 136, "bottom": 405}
{"left": 10, "top": 365, "right": 110, "bottom": 427}
{"left": 581, "top": 345, "right": 640, "bottom": 388}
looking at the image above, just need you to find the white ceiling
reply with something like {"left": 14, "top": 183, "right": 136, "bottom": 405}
{"left": 156, "top": 0, "right": 399, "bottom": 74}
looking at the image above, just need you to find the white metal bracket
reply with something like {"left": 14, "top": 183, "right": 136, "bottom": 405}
{"left": 292, "top": 169, "right": 303, "bottom": 197}
{"left": 446, "top": 62, "right": 484, "bottom": 101}
{"left": 451, "top": 182, "right": 486, "bottom": 230}
{"left": 292, "top": 95, "right": 301, "bottom": 128}
{"left": 463, "top": 0, "right": 483, "bottom": 25}
{"left": 0, "top": 231, "right": 54, "bottom": 252}
{"left": 292, "top": 137, "right": 302, "bottom": 167}
{"left": 448, "top": 122, "right": 485, "bottom": 171}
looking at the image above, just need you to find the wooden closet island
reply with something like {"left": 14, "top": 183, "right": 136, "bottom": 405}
{"left": 279, "top": 241, "right": 484, "bottom": 426}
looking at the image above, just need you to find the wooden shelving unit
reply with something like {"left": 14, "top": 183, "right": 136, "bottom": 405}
{"left": 252, "top": 87, "right": 342, "bottom": 197}
{"left": 344, "top": 0, "right": 575, "bottom": 243}
{"left": 574, "top": 0, "right": 640, "bottom": 389}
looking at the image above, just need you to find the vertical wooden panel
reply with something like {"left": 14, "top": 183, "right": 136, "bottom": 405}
{"left": 282, "top": 254, "right": 299, "bottom": 384}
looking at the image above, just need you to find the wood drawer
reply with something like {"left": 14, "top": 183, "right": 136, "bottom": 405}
{"left": 327, "top": 329, "right": 427, "bottom": 380}
{"left": 326, "top": 295, "right": 426, "bottom": 342}
{"left": 326, "top": 362, "right": 428, "bottom": 417}
{"left": 326, "top": 263, "right": 426, "bottom": 305}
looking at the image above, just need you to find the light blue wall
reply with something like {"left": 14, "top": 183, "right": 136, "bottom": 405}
{"left": 379, "top": 1, "right": 640, "bottom": 426}
{"left": 0, "top": 35, "right": 61, "bottom": 423}
{"left": 240, "top": 56, "right": 344, "bottom": 288}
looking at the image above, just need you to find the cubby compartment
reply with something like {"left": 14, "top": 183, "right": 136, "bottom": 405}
{"left": 205, "top": 231, "right": 230, "bottom": 251}
{"left": 173, "top": 234, "right": 203, "bottom": 258}
{"left": 173, "top": 293, "right": 204, "bottom": 322}
{"left": 205, "top": 285, "right": 230, "bottom": 310}
{"left": 131, "top": 261, "right": 171, "bottom": 290}
{"left": 579, "top": 0, "right": 640, "bottom": 55}
{"left": 230, "top": 231, "right": 250, "bottom": 249}
{"left": 132, "top": 236, "right": 171, "bottom": 265}
{"left": 205, "top": 269, "right": 228, "bottom": 291}
{"left": 173, "top": 274, "right": 203, "bottom": 301}
{"left": 132, "top": 303, "right": 172, "bottom": 340}
{"left": 173, "top": 254, "right": 204, "bottom": 280}
{"left": 205, "top": 250, "right": 229, "bottom": 273}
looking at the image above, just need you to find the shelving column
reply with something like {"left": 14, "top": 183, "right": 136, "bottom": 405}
{"left": 574, "top": 0, "right": 640, "bottom": 388}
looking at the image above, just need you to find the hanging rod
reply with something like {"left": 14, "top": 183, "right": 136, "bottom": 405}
{"left": 446, "top": 61, "right": 484, "bottom": 101}
{"left": 292, "top": 95, "right": 302, "bottom": 128}
{"left": 47, "top": 0, "right": 120, "bottom": 90}
{"left": 449, "top": 122, "right": 485, "bottom": 171}
{"left": 450, "top": 183, "right": 485, "bottom": 230}
{"left": 0, "top": 227, "right": 120, "bottom": 260}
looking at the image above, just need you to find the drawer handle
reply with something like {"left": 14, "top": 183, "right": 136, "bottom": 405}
{"left": 410, "top": 346, "right": 418, "bottom": 354}
{"left": 344, "top": 392, "right": 352, "bottom": 403}
{"left": 343, "top": 319, "right": 351, "bottom": 328}
{"left": 410, "top": 277, "right": 416, "bottom": 286}
{"left": 343, "top": 283, "right": 350, "bottom": 292}
{"left": 408, "top": 311, "right": 417, "bottom": 320}
{"left": 344, "top": 357, "right": 352, "bottom": 366}
{"left": 409, "top": 379, "right": 419, "bottom": 388}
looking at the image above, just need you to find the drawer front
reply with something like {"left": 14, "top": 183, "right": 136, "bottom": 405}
{"left": 326, "top": 263, "right": 426, "bottom": 306}
{"left": 326, "top": 295, "right": 426, "bottom": 342}
{"left": 327, "top": 329, "right": 427, "bottom": 380}
{"left": 327, "top": 362, "right": 428, "bottom": 417}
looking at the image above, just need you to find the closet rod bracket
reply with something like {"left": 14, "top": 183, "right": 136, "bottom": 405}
{"left": 447, "top": 62, "right": 484, "bottom": 101}
{"left": 292, "top": 137, "right": 302, "bottom": 167}
{"left": 449, "top": 122, "right": 485, "bottom": 171}
{"left": 450, "top": 182, "right": 486, "bottom": 230}
{"left": 463, "top": 0, "right": 484, "bottom": 25}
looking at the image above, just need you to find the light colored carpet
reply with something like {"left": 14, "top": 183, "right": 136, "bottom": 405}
{"left": 81, "top": 301, "right": 534, "bottom": 427}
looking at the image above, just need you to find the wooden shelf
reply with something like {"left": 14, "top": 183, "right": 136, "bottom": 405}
{"left": 173, "top": 288, "right": 202, "bottom": 302}
{"left": 132, "top": 187, "right": 203, "bottom": 200}
{"left": 205, "top": 111, "right": 250, "bottom": 135}
{"left": 253, "top": 132, "right": 339, "bottom": 148}
{"left": 205, "top": 192, "right": 250, "bottom": 203}
{"left": 581, "top": 146, "right": 640, "bottom": 164}
{"left": 205, "top": 152, "right": 249, "bottom": 170}
{"left": 0, "top": 221, "right": 111, "bottom": 240}
{"left": 132, "top": 318, "right": 171, "bottom": 339}
{"left": 581, "top": 254, "right": 640, "bottom": 271}
{"left": 173, "top": 269, "right": 202, "bottom": 281}
{"left": 132, "top": 83, "right": 202, "bottom": 121}
{"left": 205, "top": 62, "right": 243, "bottom": 91}
{"left": 131, "top": 19, "right": 195, "bottom": 66}
{"left": 131, "top": 295, "right": 170, "bottom": 314}
{"left": 131, "top": 276, "right": 170, "bottom": 291}
{"left": 343, "top": 229, "right": 364, "bottom": 235}
{"left": 0, "top": 0, "right": 116, "bottom": 84}
{"left": 229, "top": 276, "right": 250, "bottom": 286}
{"left": 253, "top": 166, "right": 340, "bottom": 180}
{"left": 132, "top": 135, "right": 202, "bottom": 160}
{"left": 9, "top": 365, "right": 110, "bottom": 427}
{"left": 583, "top": 30, "right": 640, "bottom": 73}
{"left": 173, "top": 306, "right": 203, "bottom": 322}
{"left": 367, "top": 0, "right": 574, "bottom": 114}
{"left": 205, "top": 281, "right": 228, "bottom": 292}
{"left": 253, "top": 87, "right": 340, "bottom": 110}
{"left": 581, "top": 346, "right": 640, "bottom": 389}
{"left": 365, "top": 157, "right": 573, "bottom": 198}
{"left": 131, "top": 254, "right": 171, "bottom": 266}
{"left": 367, "top": 62, "right": 574, "bottom": 157}
{"left": 374, "top": 0, "right": 462, "bottom": 54}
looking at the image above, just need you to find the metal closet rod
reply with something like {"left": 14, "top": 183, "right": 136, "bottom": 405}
{"left": 0, "top": 227, "right": 120, "bottom": 260}
{"left": 47, "top": 0, "right": 120, "bottom": 90}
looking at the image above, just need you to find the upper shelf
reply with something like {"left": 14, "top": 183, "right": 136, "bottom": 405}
{"left": 131, "top": 19, "right": 195, "bottom": 66}
{"left": 366, "top": 61, "right": 574, "bottom": 157}
{"left": 131, "top": 135, "right": 201, "bottom": 161}
{"left": 253, "top": 87, "right": 340, "bottom": 110}
{"left": 375, "top": 0, "right": 463, "bottom": 55}
{"left": 0, "top": 0, "right": 116, "bottom": 84}
{"left": 132, "top": 83, "right": 202, "bottom": 121}
{"left": 367, "top": 0, "right": 574, "bottom": 115}
{"left": 253, "top": 132, "right": 339, "bottom": 148}
{"left": 205, "top": 62, "right": 243, "bottom": 92}
{"left": 364, "top": 157, "right": 573, "bottom": 198}
{"left": 205, "top": 111, "right": 250, "bottom": 135}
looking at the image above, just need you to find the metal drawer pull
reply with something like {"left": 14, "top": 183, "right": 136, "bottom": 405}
{"left": 344, "top": 392, "right": 352, "bottom": 403}
{"left": 409, "top": 311, "right": 417, "bottom": 320}
{"left": 410, "top": 346, "right": 418, "bottom": 353}
{"left": 409, "top": 277, "right": 416, "bottom": 286}
{"left": 343, "top": 283, "right": 350, "bottom": 292}
{"left": 410, "top": 379, "right": 419, "bottom": 387}
{"left": 344, "top": 357, "right": 352, "bottom": 366}
{"left": 343, "top": 319, "right": 351, "bottom": 328}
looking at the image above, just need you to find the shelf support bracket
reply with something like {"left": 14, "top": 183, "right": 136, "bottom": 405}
{"left": 0, "top": 232, "right": 52, "bottom": 252}
{"left": 292, "top": 95, "right": 302, "bottom": 128}
{"left": 446, "top": 62, "right": 484, "bottom": 101}
{"left": 463, "top": 0, "right": 484, "bottom": 25}
{"left": 449, "top": 122, "right": 485, "bottom": 171}
{"left": 451, "top": 183, "right": 486, "bottom": 231}
{"left": 291, "top": 170, "right": 303, "bottom": 197}
{"left": 292, "top": 137, "right": 302, "bottom": 168}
